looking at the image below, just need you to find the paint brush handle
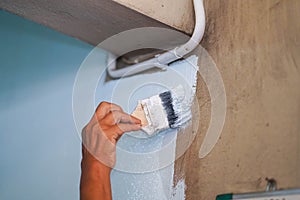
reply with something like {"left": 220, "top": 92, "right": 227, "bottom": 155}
{"left": 131, "top": 103, "right": 148, "bottom": 127}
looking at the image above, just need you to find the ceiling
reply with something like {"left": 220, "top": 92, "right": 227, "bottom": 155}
{"left": 0, "top": 0, "right": 172, "bottom": 46}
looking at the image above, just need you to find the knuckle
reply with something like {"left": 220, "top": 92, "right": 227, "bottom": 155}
{"left": 112, "top": 103, "right": 123, "bottom": 111}
{"left": 111, "top": 110, "right": 121, "bottom": 119}
{"left": 111, "top": 110, "right": 120, "bottom": 114}
{"left": 97, "top": 101, "right": 110, "bottom": 111}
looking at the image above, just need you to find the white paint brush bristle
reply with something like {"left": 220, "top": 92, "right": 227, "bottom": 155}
{"left": 132, "top": 85, "right": 192, "bottom": 136}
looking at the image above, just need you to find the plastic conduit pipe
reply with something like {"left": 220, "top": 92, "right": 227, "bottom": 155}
{"left": 107, "top": 0, "right": 205, "bottom": 78}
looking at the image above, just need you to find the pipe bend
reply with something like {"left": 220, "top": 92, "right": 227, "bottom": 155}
{"left": 107, "top": 0, "right": 205, "bottom": 78}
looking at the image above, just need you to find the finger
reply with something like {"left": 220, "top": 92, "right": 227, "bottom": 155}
{"left": 95, "top": 102, "right": 123, "bottom": 119}
{"left": 109, "top": 103, "right": 123, "bottom": 112}
{"left": 109, "top": 123, "right": 142, "bottom": 136}
{"left": 102, "top": 111, "right": 141, "bottom": 125}
{"left": 130, "top": 115, "right": 142, "bottom": 124}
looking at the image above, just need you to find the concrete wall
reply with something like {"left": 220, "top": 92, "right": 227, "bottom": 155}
{"left": 113, "top": 0, "right": 194, "bottom": 34}
{"left": 0, "top": 0, "right": 170, "bottom": 46}
{"left": 174, "top": 0, "right": 300, "bottom": 199}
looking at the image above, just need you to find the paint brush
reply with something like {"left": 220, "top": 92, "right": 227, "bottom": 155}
{"left": 131, "top": 85, "right": 192, "bottom": 136}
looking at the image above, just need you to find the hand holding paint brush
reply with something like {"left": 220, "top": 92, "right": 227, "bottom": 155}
{"left": 132, "top": 85, "right": 192, "bottom": 136}
{"left": 80, "top": 102, "right": 142, "bottom": 200}
{"left": 80, "top": 86, "right": 192, "bottom": 199}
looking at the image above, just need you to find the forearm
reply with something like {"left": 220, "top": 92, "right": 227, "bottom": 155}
{"left": 79, "top": 102, "right": 141, "bottom": 200}
{"left": 80, "top": 149, "right": 112, "bottom": 200}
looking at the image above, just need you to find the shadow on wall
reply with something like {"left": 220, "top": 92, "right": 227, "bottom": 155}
{"left": 0, "top": 10, "right": 103, "bottom": 200}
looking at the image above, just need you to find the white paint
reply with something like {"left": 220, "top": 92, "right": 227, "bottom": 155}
{"left": 94, "top": 55, "right": 199, "bottom": 199}
{"left": 140, "top": 95, "right": 169, "bottom": 135}
{"left": 171, "top": 81, "right": 197, "bottom": 128}
{"left": 171, "top": 179, "right": 186, "bottom": 200}
{"left": 141, "top": 81, "right": 197, "bottom": 136}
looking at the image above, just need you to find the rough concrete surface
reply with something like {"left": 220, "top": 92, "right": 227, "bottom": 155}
{"left": 0, "top": 0, "right": 170, "bottom": 46}
{"left": 113, "top": 0, "right": 194, "bottom": 34}
{"left": 176, "top": 0, "right": 300, "bottom": 199}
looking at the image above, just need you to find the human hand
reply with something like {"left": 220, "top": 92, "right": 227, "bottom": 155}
{"left": 81, "top": 102, "right": 142, "bottom": 169}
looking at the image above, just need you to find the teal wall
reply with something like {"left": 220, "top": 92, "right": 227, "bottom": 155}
{"left": 0, "top": 10, "right": 102, "bottom": 200}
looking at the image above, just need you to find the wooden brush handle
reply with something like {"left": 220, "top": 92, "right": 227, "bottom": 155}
{"left": 131, "top": 103, "right": 148, "bottom": 127}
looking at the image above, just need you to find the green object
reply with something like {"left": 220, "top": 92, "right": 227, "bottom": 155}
{"left": 216, "top": 193, "right": 233, "bottom": 200}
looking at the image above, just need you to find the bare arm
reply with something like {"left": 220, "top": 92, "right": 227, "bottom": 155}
{"left": 80, "top": 102, "right": 141, "bottom": 200}
{"left": 80, "top": 146, "right": 112, "bottom": 200}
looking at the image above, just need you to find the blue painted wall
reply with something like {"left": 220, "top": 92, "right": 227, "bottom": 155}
{"left": 0, "top": 10, "right": 102, "bottom": 200}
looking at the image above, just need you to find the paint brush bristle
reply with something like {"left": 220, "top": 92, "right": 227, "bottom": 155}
{"left": 132, "top": 85, "right": 192, "bottom": 136}
{"left": 159, "top": 90, "right": 178, "bottom": 128}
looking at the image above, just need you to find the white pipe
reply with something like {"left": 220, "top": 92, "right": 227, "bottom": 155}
{"left": 107, "top": 0, "right": 205, "bottom": 78}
